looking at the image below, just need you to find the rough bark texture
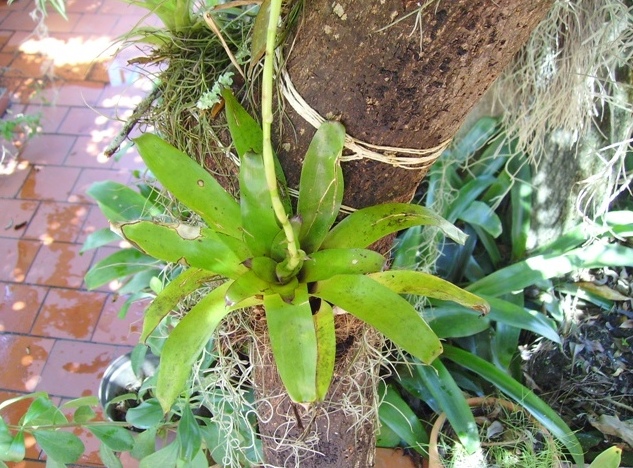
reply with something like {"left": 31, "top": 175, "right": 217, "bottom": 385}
{"left": 255, "top": 1, "right": 554, "bottom": 467}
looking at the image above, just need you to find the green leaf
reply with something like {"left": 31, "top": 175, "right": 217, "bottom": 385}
{"left": 313, "top": 275, "right": 442, "bottom": 364}
{"left": 87, "top": 181, "right": 162, "bottom": 224}
{"left": 88, "top": 425, "right": 134, "bottom": 451}
{"left": 313, "top": 300, "right": 335, "bottom": 401}
{"left": 85, "top": 248, "right": 159, "bottom": 290}
{"left": 81, "top": 228, "right": 121, "bottom": 253}
{"left": 222, "top": 88, "right": 290, "bottom": 212}
{"left": 99, "top": 443, "right": 123, "bottom": 468}
{"left": 249, "top": 0, "right": 271, "bottom": 72}
{"left": 376, "top": 422, "right": 401, "bottom": 448}
{"left": 467, "top": 241, "right": 633, "bottom": 297}
{"left": 225, "top": 270, "right": 270, "bottom": 309}
{"left": 589, "top": 446, "right": 622, "bottom": 468}
{"left": 125, "top": 399, "right": 164, "bottom": 430}
{"left": 392, "top": 226, "right": 422, "bottom": 270}
{"left": 264, "top": 285, "right": 318, "bottom": 403}
{"left": 415, "top": 360, "right": 480, "bottom": 454}
{"left": 130, "top": 426, "right": 156, "bottom": 460}
{"left": 23, "top": 396, "right": 67, "bottom": 426}
{"left": 177, "top": 405, "right": 201, "bottom": 462}
{"left": 378, "top": 383, "right": 428, "bottom": 455}
{"left": 73, "top": 406, "right": 96, "bottom": 423}
{"left": 2, "top": 431, "right": 24, "bottom": 462}
{"left": 457, "top": 201, "right": 502, "bottom": 238}
{"left": 321, "top": 203, "right": 466, "bottom": 250}
{"left": 368, "top": 270, "right": 489, "bottom": 315}
{"left": 447, "top": 117, "right": 500, "bottom": 164}
{"left": 239, "top": 152, "right": 280, "bottom": 256}
{"left": 297, "top": 121, "right": 346, "bottom": 253}
{"left": 445, "top": 176, "right": 497, "bottom": 223}
{"left": 139, "top": 440, "right": 179, "bottom": 468}
{"left": 119, "top": 221, "right": 248, "bottom": 280}
{"left": 141, "top": 268, "right": 218, "bottom": 342}
{"left": 134, "top": 133, "right": 242, "bottom": 238}
{"left": 423, "top": 304, "right": 491, "bottom": 338}
{"left": 442, "top": 345, "right": 584, "bottom": 466}
{"left": 61, "top": 396, "right": 99, "bottom": 409}
{"left": 487, "top": 295, "right": 560, "bottom": 343}
{"left": 33, "top": 430, "right": 84, "bottom": 464}
{"left": 157, "top": 282, "right": 233, "bottom": 412}
{"left": 300, "top": 248, "right": 386, "bottom": 283}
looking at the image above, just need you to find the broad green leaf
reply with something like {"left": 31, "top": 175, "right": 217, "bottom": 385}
{"left": 378, "top": 383, "right": 428, "bottom": 455}
{"left": 72, "top": 405, "right": 96, "bottom": 423}
{"left": 141, "top": 268, "right": 218, "bottom": 342}
{"left": 81, "top": 228, "right": 121, "bottom": 253}
{"left": 119, "top": 221, "right": 248, "bottom": 279}
{"left": 447, "top": 116, "right": 499, "bottom": 164}
{"left": 177, "top": 405, "right": 201, "bottom": 462}
{"left": 297, "top": 121, "right": 345, "bottom": 253}
{"left": 415, "top": 360, "right": 479, "bottom": 454}
{"left": 125, "top": 399, "right": 164, "bottom": 430}
{"left": 2, "top": 431, "right": 24, "bottom": 462}
{"left": 23, "top": 396, "right": 66, "bottom": 426}
{"left": 300, "top": 248, "right": 386, "bottom": 283}
{"left": 88, "top": 425, "right": 134, "bottom": 451}
{"left": 84, "top": 248, "right": 159, "bottom": 290}
{"left": 442, "top": 345, "right": 584, "bottom": 466}
{"left": 376, "top": 422, "right": 401, "bottom": 448}
{"left": 0, "top": 420, "right": 14, "bottom": 462}
{"left": 33, "top": 430, "right": 84, "bottom": 464}
{"left": 130, "top": 426, "right": 157, "bottom": 460}
{"left": 321, "top": 203, "right": 466, "bottom": 250}
{"left": 134, "top": 133, "right": 241, "bottom": 238}
{"left": 87, "top": 181, "right": 162, "bottom": 223}
{"left": 467, "top": 241, "right": 633, "bottom": 297}
{"left": 139, "top": 440, "right": 179, "bottom": 468}
{"left": 249, "top": 256, "right": 279, "bottom": 284}
{"left": 589, "top": 446, "right": 622, "bottom": 468}
{"left": 313, "top": 275, "right": 442, "bottom": 364}
{"left": 99, "top": 443, "right": 123, "bottom": 468}
{"left": 157, "top": 282, "right": 232, "bottom": 412}
{"left": 491, "top": 322, "right": 521, "bottom": 373}
{"left": 368, "top": 270, "right": 489, "bottom": 315}
{"left": 239, "top": 152, "right": 280, "bottom": 256}
{"left": 457, "top": 201, "right": 502, "bottom": 238}
{"left": 264, "top": 286, "right": 317, "bottom": 403}
{"left": 313, "top": 300, "right": 335, "bottom": 401}
{"left": 61, "top": 396, "right": 99, "bottom": 409}
{"left": 0, "top": 392, "right": 46, "bottom": 413}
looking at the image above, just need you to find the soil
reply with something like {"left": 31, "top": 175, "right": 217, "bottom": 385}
{"left": 524, "top": 268, "right": 633, "bottom": 462}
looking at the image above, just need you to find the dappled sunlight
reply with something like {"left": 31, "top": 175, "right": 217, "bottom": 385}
{"left": 19, "top": 36, "right": 115, "bottom": 68}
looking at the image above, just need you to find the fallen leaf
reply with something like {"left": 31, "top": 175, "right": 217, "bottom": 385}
{"left": 577, "top": 282, "right": 630, "bottom": 301}
{"left": 589, "top": 414, "right": 633, "bottom": 447}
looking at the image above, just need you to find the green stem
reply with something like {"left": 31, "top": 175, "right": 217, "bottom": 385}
{"left": 262, "top": 0, "right": 301, "bottom": 270}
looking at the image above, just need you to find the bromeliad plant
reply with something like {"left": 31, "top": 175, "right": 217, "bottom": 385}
{"left": 89, "top": 0, "right": 490, "bottom": 414}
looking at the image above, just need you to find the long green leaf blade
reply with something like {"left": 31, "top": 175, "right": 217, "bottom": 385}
{"left": 264, "top": 285, "right": 317, "bottom": 403}
{"left": 134, "top": 133, "right": 241, "bottom": 238}
{"left": 378, "top": 383, "right": 428, "bottom": 455}
{"left": 300, "top": 248, "right": 386, "bottom": 283}
{"left": 141, "top": 268, "right": 218, "bottom": 342}
{"left": 239, "top": 152, "right": 280, "bottom": 256}
{"left": 442, "top": 345, "right": 584, "bottom": 466}
{"left": 119, "top": 221, "right": 248, "bottom": 279}
{"left": 313, "top": 300, "right": 335, "bottom": 401}
{"left": 368, "top": 270, "right": 489, "bottom": 315}
{"left": 467, "top": 241, "right": 633, "bottom": 297}
{"left": 157, "top": 282, "right": 232, "bottom": 412}
{"left": 313, "top": 275, "right": 442, "bottom": 364}
{"left": 297, "top": 121, "right": 345, "bottom": 253}
{"left": 415, "top": 360, "right": 480, "bottom": 454}
{"left": 321, "top": 203, "right": 466, "bottom": 250}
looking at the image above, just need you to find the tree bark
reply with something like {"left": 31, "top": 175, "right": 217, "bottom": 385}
{"left": 254, "top": 1, "right": 554, "bottom": 466}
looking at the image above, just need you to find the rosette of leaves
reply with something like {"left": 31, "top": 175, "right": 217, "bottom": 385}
{"left": 90, "top": 90, "right": 489, "bottom": 413}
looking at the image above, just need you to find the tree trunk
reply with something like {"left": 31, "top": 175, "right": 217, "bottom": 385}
{"left": 254, "top": 1, "right": 553, "bottom": 466}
